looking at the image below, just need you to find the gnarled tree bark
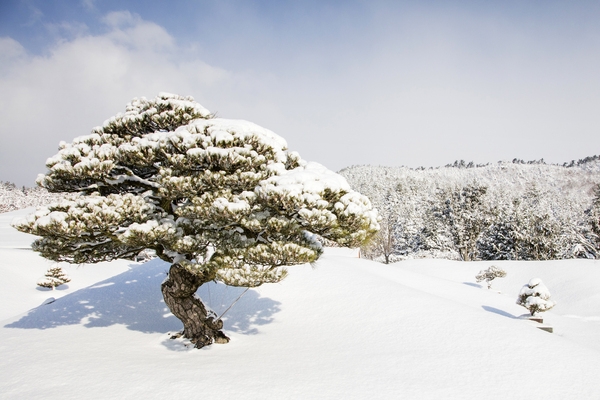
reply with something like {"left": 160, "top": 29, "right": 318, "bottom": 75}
{"left": 161, "top": 264, "right": 230, "bottom": 348}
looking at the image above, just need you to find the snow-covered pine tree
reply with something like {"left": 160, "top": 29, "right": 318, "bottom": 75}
{"left": 418, "top": 186, "right": 460, "bottom": 260}
{"left": 513, "top": 185, "right": 561, "bottom": 260}
{"left": 516, "top": 278, "right": 556, "bottom": 316}
{"left": 475, "top": 189, "right": 521, "bottom": 261}
{"left": 476, "top": 221, "right": 517, "bottom": 260}
{"left": 475, "top": 265, "right": 506, "bottom": 289}
{"left": 13, "top": 93, "right": 379, "bottom": 348}
{"left": 391, "top": 180, "right": 427, "bottom": 257}
{"left": 433, "top": 183, "right": 489, "bottom": 261}
{"left": 37, "top": 266, "right": 71, "bottom": 290}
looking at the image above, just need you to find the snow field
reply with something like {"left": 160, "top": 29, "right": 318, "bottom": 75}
{"left": 1, "top": 210, "right": 599, "bottom": 399}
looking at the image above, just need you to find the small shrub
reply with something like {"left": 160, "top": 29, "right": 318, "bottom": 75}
{"left": 37, "top": 266, "right": 71, "bottom": 290}
{"left": 516, "top": 278, "right": 556, "bottom": 316}
{"left": 475, "top": 265, "right": 507, "bottom": 289}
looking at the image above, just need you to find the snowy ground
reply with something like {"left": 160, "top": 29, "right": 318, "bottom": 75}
{"left": 1, "top": 208, "right": 599, "bottom": 399}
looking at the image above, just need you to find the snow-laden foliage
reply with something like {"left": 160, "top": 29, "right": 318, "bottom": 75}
{"left": 37, "top": 266, "right": 71, "bottom": 290}
{"left": 14, "top": 93, "right": 379, "bottom": 288}
{"left": 475, "top": 265, "right": 507, "bottom": 289}
{"left": 516, "top": 278, "right": 556, "bottom": 316}
{"left": 343, "top": 161, "right": 600, "bottom": 262}
{"left": 0, "top": 182, "right": 67, "bottom": 213}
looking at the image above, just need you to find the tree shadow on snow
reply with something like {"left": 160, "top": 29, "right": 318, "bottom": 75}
{"left": 197, "top": 282, "right": 281, "bottom": 335}
{"left": 462, "top": 282, "right": 483, "bottom": 289}
{"left": 5, "top": 258, "right": 281, "bottom": 341}
{"left": 481, "top": 305, "right": 517, "bottom": 319}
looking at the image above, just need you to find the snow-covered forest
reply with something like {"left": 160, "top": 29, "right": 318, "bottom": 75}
{"left": 340, "top": 157, "right": 600, "bottom": 262}
{"left": 0, "top": 182, "right": 66, "bottom": 214}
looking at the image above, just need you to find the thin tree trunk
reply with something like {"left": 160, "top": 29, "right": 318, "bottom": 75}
{"left": 161, "top": 264, "right": 229, "bottom": 349}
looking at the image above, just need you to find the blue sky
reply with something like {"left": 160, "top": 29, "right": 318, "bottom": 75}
{"left": 1, "top": 0, "right": 600, "bottom": 186}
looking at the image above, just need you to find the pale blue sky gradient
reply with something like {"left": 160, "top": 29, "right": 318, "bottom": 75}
{"left": 1, "top": 1, "right": 599, "bottom": 186}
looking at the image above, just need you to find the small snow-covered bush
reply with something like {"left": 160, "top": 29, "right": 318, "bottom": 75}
{"left": 37, "top": 266, "right": 71, "bottom": 290}
{"left": 516, "top": 278, "right": 556, "bottom": 316}
{"left": 475, "top": 265, "right": 507, "bottom": 289}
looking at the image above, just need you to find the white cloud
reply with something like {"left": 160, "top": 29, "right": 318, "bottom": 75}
{"left": 0, "top": 37, "right": 26, "bottom": 72}
{"left": 0, "top": 12, "right": 231, "bottom": 185}
{"left": 43, "top": 21, "right": 90, "bottom": 42}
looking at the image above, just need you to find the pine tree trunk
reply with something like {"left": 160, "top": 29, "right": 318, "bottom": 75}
{"left": 161, "top": 264, "right": 230, "bottom": 349}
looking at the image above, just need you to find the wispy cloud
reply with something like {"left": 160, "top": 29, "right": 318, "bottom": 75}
{"left": 23, "top": 1, "right": 43, "bottom": 27}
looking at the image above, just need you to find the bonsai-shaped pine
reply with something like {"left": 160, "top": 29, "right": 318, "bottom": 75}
{"left": 38, "top": 266, "right": 71, "bottom": 290}
{"left": 13, "top": 93, "right": 379, "bottom": 349}
{"left": 475, "top": 265, "right": 507, "bottom": 289}
{"left": 516, "top": 278, "right": 556, "bottom": 316}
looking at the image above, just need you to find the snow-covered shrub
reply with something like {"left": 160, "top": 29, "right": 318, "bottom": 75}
{"left": 475, "top": 265, "right": 507, "bottom": 289}
{"left": 516, "top": 278, "right": 556, "bottom": 316}
{"left": 37, "top": 266, "right": 71, "bottom": 290}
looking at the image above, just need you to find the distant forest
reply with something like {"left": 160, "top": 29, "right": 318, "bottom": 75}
{"left": 340, "top": 156, "right": 600, "bottom": 263}
{"left": 0, "top": 182, "right": 67, "bottom": 214}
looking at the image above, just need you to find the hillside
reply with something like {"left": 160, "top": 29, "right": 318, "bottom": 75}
{"left": 1, "top": 208, "right": 600, "bottom": 399}
{"left": 340, "top": 159, "right": 600, "bottom": 262}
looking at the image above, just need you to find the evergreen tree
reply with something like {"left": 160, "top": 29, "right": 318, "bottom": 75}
{"left": 476, "top": 221, "right": 517, "bottom": 260}
{"left": 433, "top": 183, "right": 489, "bottom": 261}
{"left": 417, "top": 186, "right": 459, "bottom": 259}
{"left": 513, "top": 185, "right": 561, "bottom": 260}
{"left": 391, "top": 181, "right": 426, "bottom": 257}
{"left": 13, "top": 93, "right": 379, "bottom": 348}
{"left": 37, "top": 266, "right": 71, "bottom": 290}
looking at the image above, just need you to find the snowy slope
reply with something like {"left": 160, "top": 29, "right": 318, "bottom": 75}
{"left": 0, "top": 209, "right": 133, "bottom": 321}
{"left": 1, "top": 209, "right": 600, "bottom": 399}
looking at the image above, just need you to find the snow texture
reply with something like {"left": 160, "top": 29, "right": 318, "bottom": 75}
{"left": 1, "top": 209, "right": 600, "bottom": 399}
